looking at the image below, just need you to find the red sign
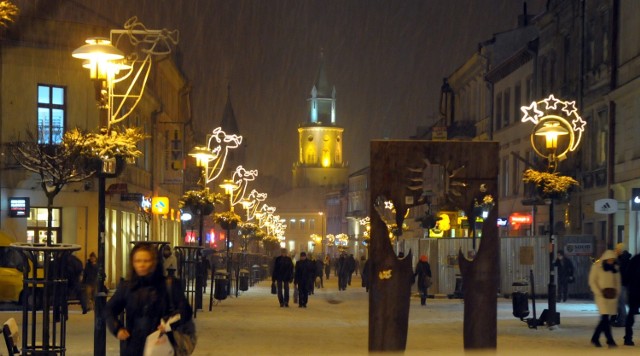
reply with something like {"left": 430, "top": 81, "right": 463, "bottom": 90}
{"left": 184, "top": 230, "right": 197, "bottom": 244}
{"left": 509, "top": 213, "right": 532, "bottom": 225}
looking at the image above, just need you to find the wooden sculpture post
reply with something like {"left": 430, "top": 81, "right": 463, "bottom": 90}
{"left": 369, "top": 140, "right": 499, "bottom": 351}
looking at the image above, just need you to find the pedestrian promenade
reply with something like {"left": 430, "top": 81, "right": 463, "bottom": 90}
{"left": 1, "top": 274, "right": 637, "bottom": 355}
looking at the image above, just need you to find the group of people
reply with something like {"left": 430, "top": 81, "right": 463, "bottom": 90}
{"left": 62, "top": 251, "right": 99, "bottom": 314}
{"left": 272, "top": 249, "right": 362, "bottom": 308}
{"left": 589, "top": 243, "right": 640, "bottom": 347}
{"left": 271, "top": 249, "right": 323, "bottom": 308}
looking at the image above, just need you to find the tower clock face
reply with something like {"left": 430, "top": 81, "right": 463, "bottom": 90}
{"left": 337, "top": 136, "right": 341, "bottom": 142}
{"left": 307, "top": 135, "right": 313, "bottom": 142}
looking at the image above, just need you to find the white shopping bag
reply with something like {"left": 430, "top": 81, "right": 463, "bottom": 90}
{"left": 143, "top": 330, "right": 174, "bottom": 356}
{"left": 143, "top": 314, "right": 182, "bottom": 356}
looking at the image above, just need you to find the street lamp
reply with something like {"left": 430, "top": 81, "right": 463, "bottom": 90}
{"left": 188, "top": 147, "right": 218, "bottom": 247}
{"left": 73, "top": 18, "right": 178, "bottom": 356}
{"left": 521, "top": 95, "right": 586, "bottom": 328}
{"left": 220, "top": 179, "right": 239, "bottom": 296}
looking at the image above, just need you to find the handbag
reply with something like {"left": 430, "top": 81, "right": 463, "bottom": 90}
{"left": 166, "top": 279, "right": 197, "bottom": 356}
{"left": 424, "top": 276, "right": 433, "bottom": 288}
{"left": 271, "top": 281, "right": 277, "bottom": 294}
{"left": 602, "top": 287, "right": 617, "bottom": 299}
{"left": 293, "top": 288, "right": 299, "bottom": 304}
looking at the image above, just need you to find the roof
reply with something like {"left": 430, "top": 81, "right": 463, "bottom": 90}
{"left": 219, "top": 85, "right": 240, "bottom": 134}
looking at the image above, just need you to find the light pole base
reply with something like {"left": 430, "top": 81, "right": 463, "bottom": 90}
{"left": 539, "top": 309, "right": 560, "bottom": 327}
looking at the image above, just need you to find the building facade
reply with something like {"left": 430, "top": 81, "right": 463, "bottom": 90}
{"left": 0, "top": 11, "right": 192, "bottom": 287}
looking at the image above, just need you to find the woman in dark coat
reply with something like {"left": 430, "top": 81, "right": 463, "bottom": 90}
{"left": 105, "top": 243, "right": 192, "bottom": 356}
{"left": 553, "top": 250, "right": 574, "bottom": 302}
{"left": 414, "top": 255, "right": 432, "bottom": 306}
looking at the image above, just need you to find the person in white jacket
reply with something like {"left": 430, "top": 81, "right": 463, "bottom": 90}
{"left": 589, "top": 249, "right": 621, "bottom": 347}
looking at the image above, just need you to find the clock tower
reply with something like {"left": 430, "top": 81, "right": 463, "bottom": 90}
{"left": 293, "top": 53, "right": 348, "bottom": 188}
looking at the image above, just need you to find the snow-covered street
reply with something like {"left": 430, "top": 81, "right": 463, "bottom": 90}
{"left": 2, "top": 275, "right": 637, "bottom": 355}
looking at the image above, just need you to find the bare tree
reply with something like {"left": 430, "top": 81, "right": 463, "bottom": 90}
{"left": 10, "top": 130, "right": 95, "bottom": 246}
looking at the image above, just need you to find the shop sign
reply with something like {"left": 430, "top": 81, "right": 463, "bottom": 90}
{"left": 151, "top": 197, "right": 169, "bottom": 215}
{"left": 564, "top": 243, "right": 592, "bottom": 256}
{"left": 8, "top": 197, "right": 29, "bottom": 217}
{"left": 594, "top": 198, "right": 618, "bottom": 214}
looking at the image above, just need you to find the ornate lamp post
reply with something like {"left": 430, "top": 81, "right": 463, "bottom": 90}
{"left": 219, "top": 179, "right": 239, "bottom": 296}
{"left": 521, "top": 95, "right": 586, "bottom": 328}
{"left": 73, "top": 18, "right": 178, "bottom": 356}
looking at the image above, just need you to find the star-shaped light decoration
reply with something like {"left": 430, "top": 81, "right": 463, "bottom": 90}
{"left": 542, "top": 94, "right": 561, "bottom": 110}
{"left": 572, "top": 116, "right": 587, "bottom": 132}
{"left": 562, "top": 101, "right": 578, "bottom": 117}
{"left": 384, "top": 200, "right": 395, "bottom": 211}
{"left": 520, "top": 102, "right": 543, "bottom": 125}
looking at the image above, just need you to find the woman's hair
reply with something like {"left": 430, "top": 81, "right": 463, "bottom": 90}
{"left": 128, "top": 243, "right": 165, "bottom": 286}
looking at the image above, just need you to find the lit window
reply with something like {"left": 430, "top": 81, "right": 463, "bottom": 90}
{"left": 37, "top": 84, "right": 66, "bottom": 144}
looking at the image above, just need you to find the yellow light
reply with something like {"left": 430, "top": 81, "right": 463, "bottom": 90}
{"left": 189, "top": 146, "right": 218, "bottom": 167}
{"left": 322, "top": 156, "right": 330, "bottom": 167}
{"left": 219, "top": 179, "right": 238, "bottom": 195}
{"left": 535, "top": 120, "right": 569, "bottom": 151}
{"left": 438, "top": 213, "right": 451, "bottom": 231}
{"left": 72, "top": 37, "right": 125, "bottom": 80}
{"left": 151, "top": 197, "right": 169, "bottom": 215}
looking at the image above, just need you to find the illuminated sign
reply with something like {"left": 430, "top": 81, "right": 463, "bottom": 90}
{"left": 8, "top": 197, "right": 29, "bottom": 218}
{"left": 509, "top": 213, "right": 532, "bottom": 225}
{"left": 141, "top": 197, "right": 152, "bottom": 212}
{"left": 151, "top": 197, "right": 169, "bottom": 215}
{"left": 497, "top": 217, "right": 508, "bottom": 227}
{"left": 184, "top": 230, "right": 197, "bottom": 244}
{"left": 594, "top": 198, "right": 618, "bottom": 214}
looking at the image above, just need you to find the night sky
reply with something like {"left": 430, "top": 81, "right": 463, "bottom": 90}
{"left": 24, "top": 0, "right": 546, "bottom": 189}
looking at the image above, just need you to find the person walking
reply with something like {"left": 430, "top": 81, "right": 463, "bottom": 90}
{"left": 614, "top": 243, "right": 632, "bottom": 326}
{"left": 307, "top": 255, "right": 317, "bottom": 295}
{"left": 82, "top": 252, "right": 99, "bottom": 313}
{"left": 315, "top": 256, "right": 324, "bottom": 288}
{"left": 162, "top": 245, "right": 178, "bottom": 277}
{"left": 105, "top": 242, "right": 193, "bottom": 356}
{"left": 294, "top": 252, "right": 314, "bottom": 308}
{"left": 361, "top": 258, "right": 370, "bottom": 292}
{"left": 324, "top": 255, "right": 331, "bottom": 280}
{"left": 346, "top": 254, "right": 357, "bottom": 286}
{"left": 624, "top": 252, "right": 640, "bottom": 346}
{"left": 414, "top": 255, "right": 432, "bottom": 306}
{"left": 272, "top": 248, "right": 294, "bottom": 307}
{"left": 337, "top": 253, "right": 348, "bottom": 291}
{"left": 553, "top": 250, "right": 575, "bottom": 302}
{"left": 589, "top": 249, "right": 621, "bottom": 348}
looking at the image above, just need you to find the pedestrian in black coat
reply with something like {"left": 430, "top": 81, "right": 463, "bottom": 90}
{"left": 105, "top": 243, "right": 192, "bottom": 356}
{"left": 315, "top": 257, "right": 324, "bottom": 288}
{"left": 361, "top": 259, "right": 370, "bottom": 292}
{"left": 294, "top": 252, "right": 314, "bottom": 308}
{"left": 624, "top": 253, "right": 640, "bottom": 345}
{"left": 272, "top": 248, "right": 294, "bottom": 307}
{"left": 553, "top": 250, "right": 574, "bottom": 302}
{"left": 414, "top": 255, "right": 432, "bottom": 306}
{"left": 337, "top": 253, "right": 348, "bottom": 291}
{"left": 346, "top": 254, "right": 357, "bottom": 286}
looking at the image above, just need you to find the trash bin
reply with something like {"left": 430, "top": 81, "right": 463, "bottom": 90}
{"left": 214, "top": 272, "right": 229, "bottom": 301}
{"left": 512, "top": 281, "right": 530, "bottom": 320}
{"left": 239, "top": 269, "right": 249, "bottom": 291}
{"left": 251, "top": 264, "right": 261, "bottom": 284}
